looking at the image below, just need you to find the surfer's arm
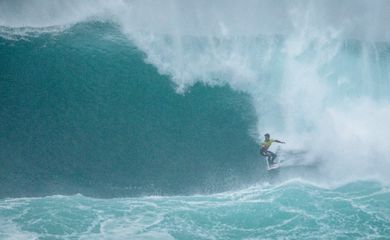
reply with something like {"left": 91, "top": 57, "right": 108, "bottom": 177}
{"left": 274, "top": 140, "right": 286, "bottom": 144}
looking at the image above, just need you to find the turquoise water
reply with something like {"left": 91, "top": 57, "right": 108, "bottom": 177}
{"left": 1, "top": 1, "right": 390, "bottom": 239}
{"left": 1, "top": 180, "right": 389, "bottom": 239}
{"left": 0, "top": 23, "right": 258, "bottom": 197}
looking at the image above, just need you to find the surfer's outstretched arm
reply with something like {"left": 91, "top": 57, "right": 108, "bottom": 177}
{"left": 274, "top": 140, "right": 286, "bottom": 144}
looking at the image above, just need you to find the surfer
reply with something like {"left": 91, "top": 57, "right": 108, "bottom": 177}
{"left": 261, "top": 133, "right": 285, "bottom": 165}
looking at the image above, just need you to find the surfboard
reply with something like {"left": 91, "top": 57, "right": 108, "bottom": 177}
{"left": 265, "top": 157, "right": 281, "bottom": 170}
{"left": 264, "top": 146, "right": 289, "bottom": 170}
{"left": 267, "top": 162, "right": 280, "bottom": 170}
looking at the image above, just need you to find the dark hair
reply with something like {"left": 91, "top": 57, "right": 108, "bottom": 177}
{"left": 264, "top": 133, "right": 270, "bottom": 137}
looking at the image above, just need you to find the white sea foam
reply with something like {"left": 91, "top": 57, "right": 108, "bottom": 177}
{"left": 0, "top": 181, "right": 389, "bottom": 239}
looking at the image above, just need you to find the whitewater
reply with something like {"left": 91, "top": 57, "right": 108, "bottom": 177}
{"left": 1, "top": 0, "right": 390, "bottom": 239}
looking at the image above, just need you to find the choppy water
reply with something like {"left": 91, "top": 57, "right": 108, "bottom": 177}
{"left": 1, "top": 180, "right": 389, "bottom": 240}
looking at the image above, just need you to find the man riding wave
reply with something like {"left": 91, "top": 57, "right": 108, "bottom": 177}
{"left": 261, "top": 133, "right": 285, "bottom": 165}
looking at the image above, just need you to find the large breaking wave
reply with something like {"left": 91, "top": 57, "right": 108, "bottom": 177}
{"left": 1, "top": 0, "right": 390, "bottom": 198}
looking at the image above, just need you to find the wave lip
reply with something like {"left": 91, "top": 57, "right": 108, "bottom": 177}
{"left": 0, "top": 0, "right": 126, "bottom": 28}
{"left": 1, "top": 0, "right": 390, "bottom": 40}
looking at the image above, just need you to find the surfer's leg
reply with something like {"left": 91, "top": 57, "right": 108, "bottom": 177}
{"left": 267, "top": 155, "right": 272, "bottom": 165}
{"left": 261, "top": 151, "right": 272, "bottom": 166}
{"left": 264, "top": 151, "right": 270, "bottom": 164}
{"left": 263, "top": 151, "right": 271, "bottom": 165}
{"left": 270, "top": 152, "right": 277, "bottom": 164}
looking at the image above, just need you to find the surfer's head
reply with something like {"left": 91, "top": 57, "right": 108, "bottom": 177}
{"left": 264, "top": 133, "right": 270, "bottom": 139}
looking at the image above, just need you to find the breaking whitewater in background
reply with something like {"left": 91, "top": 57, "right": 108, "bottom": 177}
{"left": 1, "top": 0, "right": 390, "bottom": 239}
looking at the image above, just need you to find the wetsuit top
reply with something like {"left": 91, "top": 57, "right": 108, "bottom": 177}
{"left": 261, "top": 139, "right": 274, "bottom": 152}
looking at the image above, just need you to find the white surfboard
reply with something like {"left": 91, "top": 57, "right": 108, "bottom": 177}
{"left": 265, "top": 157, "right": 281, "bottom": 170}
{"left": 267, "top": 162, "right": 280, "bottom": 170}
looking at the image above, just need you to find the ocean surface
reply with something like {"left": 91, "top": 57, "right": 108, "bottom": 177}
{"left": 1, "top": 1, "right": 390, "bottom": 239}
{"left": 1, "top": 180, "right": 389, "bottom": 239}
